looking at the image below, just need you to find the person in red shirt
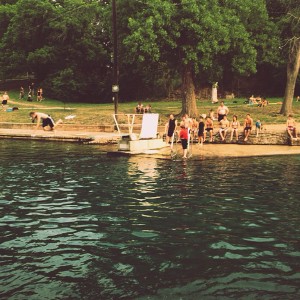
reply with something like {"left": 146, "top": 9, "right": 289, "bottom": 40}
{"left": 179, "top": 123, "right": 189, "bottom": 159}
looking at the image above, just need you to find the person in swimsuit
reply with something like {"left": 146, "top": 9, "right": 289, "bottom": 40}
{"left": 219, "top": 115, "right": 229, "bottom": 141}
{"left": 286, "top": 114, "right": 297, "bottom": 140}
{"left": 255, "top": 119, "right": 263, "bottom": 137}
{"left": 217, "top": 101, "right": 229, "bottom": 121}
{"left": 198, "top": 116, "right": 205, "bottom": 146}
{"left": 243, "top": 113, "right": 253, "bottom": 141}
{"left": 29, "top": 112, "right": 63, "bottom": 132}
{"left": 165, "top": 114, "right": 177, "bottom": 144}
{"left": 205, "top": 116, "right": 214, "bottom": 142}
{"left": 230, "top": 115, "right": 240, "bottom": 142}
{"left": 179, "top": 123, "right": 188, "bottom": 159}
{"left": 2, "top": 91, "right": 9, "bottom": 110}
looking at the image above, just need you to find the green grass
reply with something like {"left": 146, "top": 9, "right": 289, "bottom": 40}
{"left": 1, "top": 89, "right": 299, "bottom": 126}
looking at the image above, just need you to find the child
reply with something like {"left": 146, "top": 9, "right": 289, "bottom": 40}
{"left": 179, "top": 123, "right": 189, "bottom": 159}
{"left": 255, "top": 119, "right": 262, "bottom": 137}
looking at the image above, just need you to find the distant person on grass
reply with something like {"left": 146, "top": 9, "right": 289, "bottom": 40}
{"left": 1, "top": 91, "right": 9, "bottom": 111}
{"left": 30, "top": 112, "right": 63, "bottom": 132}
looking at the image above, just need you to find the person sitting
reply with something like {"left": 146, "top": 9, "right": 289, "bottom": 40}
{"left": 219, "top": 115, "right": 229, "bottom": 141}
{"left": 230, "top": 115, "right": 240, "bottom": 142}
{"left": 144, "top": 104, "right": 152, "bottom": 113}
{"left": 209, "top": 109, "right": 217, "bottom": 121}
{"left": 258, "top": 97, "right": 269, "bottom": 107}
{"left": 286, "top": 114, "right": 297, "bottom": 140}
{"left": 135, "top": 102, "right": 144, "bottom": 113}
{"left": 249, "top": 95, "right": 257, "bottom": 105}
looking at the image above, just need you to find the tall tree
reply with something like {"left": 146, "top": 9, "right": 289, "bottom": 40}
{"left": 0, "top": 0, "right": 111, "bottom": 101}
{"left": 121, "top": 0, "right": 277, "bottom": 117}
{"left": 269, "top": 0, "right": 300, "bottom": 115}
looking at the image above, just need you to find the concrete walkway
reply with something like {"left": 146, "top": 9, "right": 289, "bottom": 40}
{"left": 1, "top": 126, "right": 300, "bottom": 159}
{"left": 0, "top": 128, "right": 120, "bottom": 144}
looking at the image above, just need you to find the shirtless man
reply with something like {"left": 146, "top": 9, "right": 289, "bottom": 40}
{"left": 243, "top": 113, "right": 253, "bottom": 141}
{"left": 2, "top": 91, "right": 9, "bottom": 110}
{"left": 219, "top": 115, "right": 229, "bottom": 141}
{"left": 217, "top": 101, "right": 229, "bottom": 121}
{"left": 29, "top": 112, "right": 63, "bottom": 132}
{"left": 205, "top": 116, "right": 214, "bottom": 142}
{"left": 286, "top": 114, "right": 297, "bottom": 140}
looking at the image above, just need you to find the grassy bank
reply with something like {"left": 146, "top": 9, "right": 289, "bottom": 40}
{"left": 1, "top": 90, "right": 299, "bottom": 126}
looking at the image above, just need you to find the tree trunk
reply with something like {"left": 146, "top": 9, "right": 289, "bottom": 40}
{"left": 280, "top": 41, "right": 300, "bottom": 116}
{"left": 180, "top": 64, "right": 198, "bottom": 117}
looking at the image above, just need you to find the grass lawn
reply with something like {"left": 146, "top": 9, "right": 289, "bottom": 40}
{"left": 1, "top": 90, "right": 300, "bottom": 127}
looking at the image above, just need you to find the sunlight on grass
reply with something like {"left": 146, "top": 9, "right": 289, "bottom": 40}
{"left": 1, "top": 90, "right": 299, "bottom": 126}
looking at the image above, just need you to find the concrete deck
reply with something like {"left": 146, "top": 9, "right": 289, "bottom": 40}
{"left": 1, "top": 126, "right": 300, "bottom": 159}
{"left": 0, "top": 128, "right": 120, "bottom": 144}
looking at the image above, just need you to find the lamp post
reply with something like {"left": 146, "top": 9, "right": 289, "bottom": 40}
{"left": 112, "top": 0, "right": 119, "bottom": 116}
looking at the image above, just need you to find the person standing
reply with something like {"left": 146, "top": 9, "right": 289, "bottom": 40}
{"left": 198, "top": 116, "right": 205, "bottom": 146}
{"left": 2, "top": 91, "right": 9, "bottom": 110}
{"left": 165, "top": 114, "right": 177, "bottom": 144}
{"left": 19, "top": 86, "right": 25, "bottom": 100}
{"left": 243, "top": 113, "right": 253, "bottom": 141}
{"left": 179, "top": 123, "right": 189, "bottom": 159}
{"left": 205, "top": 116, "right": 214, "bottom": 142}
{"left": 217, "top": 101, "right": 229, "bottom": 121}
{"left": 37, "top": 87, "right": 43, "bottom": 101}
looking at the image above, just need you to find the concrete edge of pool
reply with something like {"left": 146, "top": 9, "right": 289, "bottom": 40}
{"left": 1, "top": 127, "right": 300, "bottom": 159}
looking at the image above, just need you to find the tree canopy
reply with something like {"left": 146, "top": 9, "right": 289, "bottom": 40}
{"left": 0, "top": 0, "right": 298, "bottom": 113}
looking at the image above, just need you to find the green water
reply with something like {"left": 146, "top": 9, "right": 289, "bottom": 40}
{"left": 0, "top": 140, "right": 300, "bottom": 299}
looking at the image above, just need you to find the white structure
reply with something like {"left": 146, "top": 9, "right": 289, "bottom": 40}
{"left": 113, "top": 113, "right": 166, "bottom": 153}
{"left": 211, "top": 82, "right": 218, "bottom": 103}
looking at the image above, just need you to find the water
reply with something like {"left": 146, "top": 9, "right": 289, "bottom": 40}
{"left": 0, "top": 140, "right": 300, "bottom": 299}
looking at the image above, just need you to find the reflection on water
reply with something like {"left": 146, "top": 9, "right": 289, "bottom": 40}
{"left": 1, "top": 140, "right": 300, "bottom": 299}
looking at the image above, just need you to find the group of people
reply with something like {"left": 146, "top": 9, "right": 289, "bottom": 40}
{"left": 20, "top": 83, "right": 43, "bottom": 102}
{"left": 164, "top": 101, "right": 268, "bottom": 158}
{"left": 248, "top": 95, "right": 269, "bottom": 107}
{"left": 135, "top": 102, "right": 152, "bottom": 114}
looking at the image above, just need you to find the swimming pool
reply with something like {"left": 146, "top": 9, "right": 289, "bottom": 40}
{"left": 0, "top": 140, "right": 300, "bottom": 299}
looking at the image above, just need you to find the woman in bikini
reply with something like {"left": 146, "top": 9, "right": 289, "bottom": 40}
{"left": 230, "top": 115, "right": 240, "bottom": 142}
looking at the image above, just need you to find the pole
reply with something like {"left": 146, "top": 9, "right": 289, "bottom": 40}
{"left": 112, "top": 0, "right": 118, "bottom": 116}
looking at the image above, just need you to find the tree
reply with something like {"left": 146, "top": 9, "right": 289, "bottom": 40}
{"left": 0, "top": 0, "right": 112, "bottom": 101}
{"left": 267, "top": 0, "right": 300, "bottom": 115}
{"left": 121, "top": 0, "right": 278, "bottom": 117}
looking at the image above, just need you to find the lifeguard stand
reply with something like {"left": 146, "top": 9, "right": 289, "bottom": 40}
{"left": 113, "top": 113, "right": 166, "bottom": 153}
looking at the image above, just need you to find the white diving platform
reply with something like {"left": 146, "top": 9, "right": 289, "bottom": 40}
{"left": 113, "top": 113, "right": 166, "bottom": 153}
